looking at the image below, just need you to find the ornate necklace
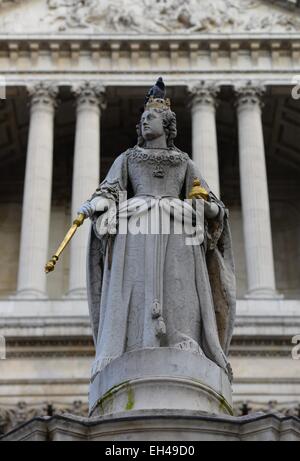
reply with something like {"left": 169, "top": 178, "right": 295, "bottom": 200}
{"left": 143, "top": 147, "right": 169, "bottom": 177}
{"left": 153, "top": 164, "right": 166, "bottom": 178}
{"left": 127, "top": 146, "right": 189, "bottom": 178}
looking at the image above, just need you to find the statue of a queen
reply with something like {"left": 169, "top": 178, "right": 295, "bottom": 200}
{"left": 78, "top": 78, "right": 236, "bottom": 416}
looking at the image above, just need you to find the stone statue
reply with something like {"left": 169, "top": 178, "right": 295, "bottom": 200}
{"left": 77, "top": 79, "right": 236, "bottom": 416}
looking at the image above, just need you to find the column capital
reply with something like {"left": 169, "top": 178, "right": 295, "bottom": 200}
{"left": 72, "top": 81, "right": 107, "bottom": 112}
{"left": 235, "top": 81, "right": 266, "bottom": 109}
{"left": 188, "top": 81, "right": 220, "bottom": 108}
{"left": 27, "top": 82, "right": 58, "bottom": 111}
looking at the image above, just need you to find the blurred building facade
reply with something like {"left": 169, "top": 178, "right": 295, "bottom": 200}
{"left": 0, "top": 0, "right": 300, "bottom": 434}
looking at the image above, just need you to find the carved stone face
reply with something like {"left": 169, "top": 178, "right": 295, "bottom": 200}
{"left": 141, "top": 109, "right": 165, "bottom": 141}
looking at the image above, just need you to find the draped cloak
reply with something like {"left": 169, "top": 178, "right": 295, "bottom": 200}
{"left": 86, "top": 147, "right": 236, "bottom": 381}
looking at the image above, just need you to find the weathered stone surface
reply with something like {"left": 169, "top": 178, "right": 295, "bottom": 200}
{"left": 89, "top": 348, "right": 233, "bottom": 417}
{"left": 1, "top": 0, "right": 300, "bottom": 438}
{"left": 2, "top": 411, "right": 300, "bottom": 441}
{"left": 84, "top": 87, "right": 235, "bottom": 416}
{"left": 2, "top": 0, "right": 300, "bottom": 34}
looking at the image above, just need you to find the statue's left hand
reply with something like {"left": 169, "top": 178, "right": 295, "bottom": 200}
{"left": 204, "top": 200, "right": 219, "bottom": 219}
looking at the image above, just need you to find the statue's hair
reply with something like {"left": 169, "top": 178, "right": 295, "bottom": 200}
{"left": 136, "top": 108, "right": 177, "bottom": 148}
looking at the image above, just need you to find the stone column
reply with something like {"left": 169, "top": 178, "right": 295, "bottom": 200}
{"left": 17, "top": 83, "right": 58, "bottom": 298}
{"left": 189, "top": 82, "right": 220, "bottom": 197}
{"left": 68, "top": 82, "right": 106, "bottom": 298}
{"left": 236, "top": 82, "right": 279, "bottom": 298}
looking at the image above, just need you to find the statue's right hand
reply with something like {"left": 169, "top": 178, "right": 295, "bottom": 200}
{"left": 77, "top": 201, "right": 95, "bottom": 218}
{"left": 78, "top": 197, "right": 112, "bottom": 218}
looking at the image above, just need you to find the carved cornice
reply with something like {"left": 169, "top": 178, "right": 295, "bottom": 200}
{"left": 5, "top": 338, "right": 94, "bottom": 358}
{"left": 235, "top": 80, "right": 266, "bottom": 109}
{"left": 0, "top": 37, "right": 300, "bottom": 85}
{"left": 72, "top": 81, "right": 107, "bottom": 112}
{"left": 0, "top": 400, "right": 89, "bottom": 436}
{"left": 229, "top": 337, "right": 294, "bottom": 357}
{"left": 27, "top": 82, "right": 58, "bottom": 111}
{"left": 188, "top": 81, "right": 220, "bottom": 108}
{"left": 1, "top": 399, "right": 299, "bottom": 436}
{"left": 233, "top": 400, "right": 300, "bottom": 418}
{"left": 2, "top": 336, "right": 294, "bottom": 358}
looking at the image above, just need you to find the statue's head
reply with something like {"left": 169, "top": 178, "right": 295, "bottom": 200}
{"left": 137, "top": 78, "right": 177, "bottom": 148}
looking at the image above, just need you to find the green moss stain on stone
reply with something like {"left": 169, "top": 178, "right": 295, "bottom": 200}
{"left": 125, "top": 386, "right": 135, "bottom": 411}
{"left": 219, "top": 395, "right": 233, "bottom": 416}
{"left": 97, "top": 381, "right": 130, "bottom": 414}
{"left": 189, "top": 377, "right": 233, "bottom": 416}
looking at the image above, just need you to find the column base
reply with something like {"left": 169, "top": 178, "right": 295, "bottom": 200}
{"left": 65, "top": 288, "right": 87, "bottom": 299}
{"left": 11, "top": 289, "right": 48, "bottom": 300}
{"left": 245, "top": 288, "right": 284, "bottom": 300}
{"left": 89, "top": 348, "right": 233, "bottom": 418}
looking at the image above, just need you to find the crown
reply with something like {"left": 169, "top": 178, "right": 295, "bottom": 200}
{"left": 145, "top": 96, "right": 171, "bottom": 111}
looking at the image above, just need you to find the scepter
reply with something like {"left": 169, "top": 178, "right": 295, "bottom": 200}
{"left": 45, "top": 213, "right": 85, "bottom": 274}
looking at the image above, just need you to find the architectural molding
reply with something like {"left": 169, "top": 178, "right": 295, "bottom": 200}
{"left": 1, "top": 337, "right": 294, "bottom": 358}
{"left": 1, "top": 299, "right": 300, "bottom": 338}
{"left": 2, "top": 411, "right": 300, "bottom": 441}
{"left": 0, "top": 36, "right": 299, "bottom": 86}
{"left": 72, "top": 81, "right": 107, "bottom": 112}
{"left": 188, "top": 81, "right": 220, "bottom": 108}
{"left": 3, "top": 398, "right": 297, "bottom": 438}
{"left": 230, "top": 338, "right": 295, "bottom": 357}
{"left": 0, "top": 330, "right": 297, "bottom": 359}
{"left": 27, "top": 82, "right": 58, "bottom": 110}
{"left": 0, "top": 400, "right": 89, "bottom": 436}
{"left": 4, "top": 338, "right": 94, "bottom": 358}
{"left": 233, "top": 399, "right": 300, "bottom": 417}
{"left": 235, "top": 80, "right": 266, "bottom": 108}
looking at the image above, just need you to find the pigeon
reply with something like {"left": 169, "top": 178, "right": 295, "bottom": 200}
{"left": 144, "top": 77, "right": 166, "bottom": 105}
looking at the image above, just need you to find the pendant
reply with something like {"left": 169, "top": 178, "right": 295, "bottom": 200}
{"left": 153, "top": 166, "right": 165, "bottom": 178}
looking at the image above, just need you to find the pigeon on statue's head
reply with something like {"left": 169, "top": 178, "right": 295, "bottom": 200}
{"left": 144, "top": 77, "right": 166, "bottom": 106}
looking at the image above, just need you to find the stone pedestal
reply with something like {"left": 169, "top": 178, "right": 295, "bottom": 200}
{"left": 2, "top": 412, "right": 300, "bottom": 441}
{"left": 89, "top": 348, "right": 233, "bottom": 417}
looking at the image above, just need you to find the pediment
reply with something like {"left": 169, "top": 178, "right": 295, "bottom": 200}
{"left": 1, "top": 0, "right": 300, "bottom": 35}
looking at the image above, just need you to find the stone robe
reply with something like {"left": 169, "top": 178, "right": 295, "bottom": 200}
{"left": 87, "top": 146, "right": 236, "bottom": 380}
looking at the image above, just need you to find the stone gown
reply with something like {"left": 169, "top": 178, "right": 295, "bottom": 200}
{"left": 87, "top": 146, "right": 236, "bottom": 381}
